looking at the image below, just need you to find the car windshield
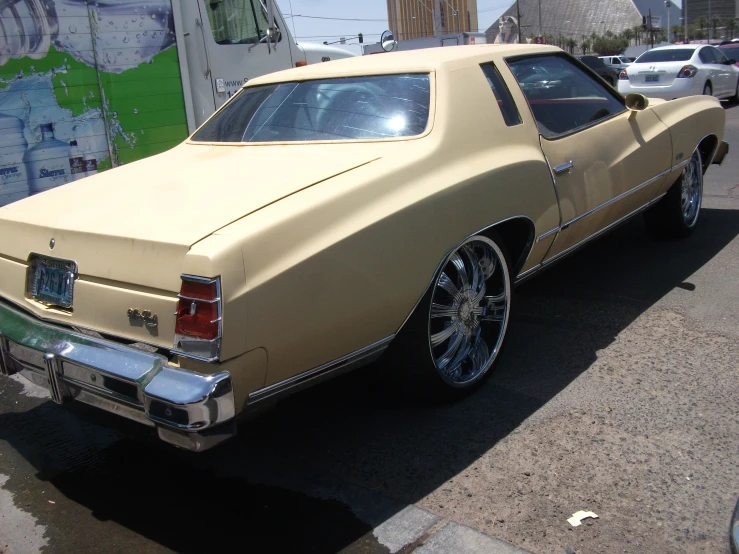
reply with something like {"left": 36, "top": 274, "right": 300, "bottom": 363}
{"left": 191, "top": 74, "right": 431, "bottom": 143}
{"left": 636, "top": 49, "right": 694, "bottom": 63}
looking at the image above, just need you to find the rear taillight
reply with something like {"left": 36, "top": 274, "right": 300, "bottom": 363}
{"left": 677, "top": 65, "right": 698, "bottom": 78}
{"left": 174, "top": 275, "right": 221, "bottom": 361}
{"left": 295, "top": 61, "right": 308, "bottom": 67}
{"left": 619, "top": 69, "right": 629, "bottom": 80}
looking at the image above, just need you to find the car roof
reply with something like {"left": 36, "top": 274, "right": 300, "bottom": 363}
{"left": 643, "top": 44, "right": 702, "bottom": 51}
{"left": 245, "top": 44, "right": 562, "bottom": 87}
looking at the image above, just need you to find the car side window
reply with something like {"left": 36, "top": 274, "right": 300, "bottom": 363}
{"left": 480, "top": 63, "right": 522, "bottom": 126}
{"left": 507, "top": 54, "right": 625, "bottom": 138}
{"left": 711, "top": 48, "right": 729, "bottom": 63}
{"left": 699, "top": 48, "right": 718, "bottom": 64}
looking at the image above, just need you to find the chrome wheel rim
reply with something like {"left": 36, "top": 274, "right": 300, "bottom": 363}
{"left": 428, "top": 237, "right": 510, "bottom": 387}
{"left": 681, "top": 150, "right": 702, "bottom": 227}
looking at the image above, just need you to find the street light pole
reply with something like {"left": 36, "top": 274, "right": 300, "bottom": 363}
{"left": 516, "top": 0, "right": 522, "bottom": 43}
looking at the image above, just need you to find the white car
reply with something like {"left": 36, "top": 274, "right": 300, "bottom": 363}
{"left": 617, "top": 44, "right": 739, "bottom": 101}
{"left": 599, "top": 55, "right": 632, "bottom": 70}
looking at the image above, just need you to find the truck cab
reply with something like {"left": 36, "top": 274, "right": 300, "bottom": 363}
{"left": 178, "top": 0, "right": 356, "bottom": 128}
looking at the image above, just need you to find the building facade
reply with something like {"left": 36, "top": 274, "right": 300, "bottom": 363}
{"left": 681, "top": 0, "right": 737, "bottom": 28}
{"left": 387, "top": 0, "right": 479, "bottom": 40}
{"left": 485, "top": 0, "right": 642, "bottom": 44}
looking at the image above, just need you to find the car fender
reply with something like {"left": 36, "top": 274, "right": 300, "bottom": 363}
{"left": 648, "top": 95, "right": 726, "bottom": 188}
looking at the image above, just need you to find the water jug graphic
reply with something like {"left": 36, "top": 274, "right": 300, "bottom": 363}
{"left": 68, "top": 140, "right": 85, "bottom": 180}
{"left": 83, "top": 153, "right": 98, "bottom": 177}
{"left": 0, "top": 112, "right": 30, "bottom": 206}
{"left": 24, "top": 123, "right": 72, "bottom": 195}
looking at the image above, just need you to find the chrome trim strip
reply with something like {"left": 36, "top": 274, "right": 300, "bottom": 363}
{"left": 177, "top": 295, "right": 221, "bottom": 303}
{"left": 248, "top": 336, "right": 395, "bottom": 404}
{"left": 543, "top": 192, "right": 667, "bottom": 266}
{"left": 561, "top": 168, "right": 670, "bottom": 230}
{"left": 516, "top": 264, "right": 541, "bottom": 281}
{"left": 673, "top": 158, "right": 691, "bottom": 172}
{"left": 536, "top": 226, "right": 560, "bottom": 243}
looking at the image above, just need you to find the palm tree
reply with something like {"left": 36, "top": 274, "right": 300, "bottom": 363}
{"left": 671, "top": 24, "right": 682, "bottom": 42}
{"left": 726, "top": 17, "right": 737, "bottom": 39}
{"left": 580, "top": 38, "right": 590, "bottom": 54}
{"left": 621, "top": 28, "right": 634, "bottom": 45}
{"left": 710, "top": 16, "right": 721, "bottom": 41}
{"left": 566, "top": 37, "right": 577, "bottom": 54}
{"left": 632, "top": 25, "right": 642, "bottom": 45}
{"left": 697, "top": 16, "right": 706, "bottom": 38}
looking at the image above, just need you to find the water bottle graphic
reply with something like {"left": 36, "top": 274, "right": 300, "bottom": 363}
{"left": 0, "top": 0, "right": 58, "bottom": 65}
{"left": 83, "top": 153, "right": 98, "bottom": 177}
{"left": 24, "top": 123, "right": 72, "bottom": 195}
{"left": 1, "top": 0, "right": 175, "bottom": 72}
{"left": 68, "top": 140, "right": 85, "bottom": 180}
{"left": 0, "top": 112, "right": 30, "bottom": 206}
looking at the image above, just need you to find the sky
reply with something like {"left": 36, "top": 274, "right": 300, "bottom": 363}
{"left": 275, "top": 0, "right": 516, "bottom": 54}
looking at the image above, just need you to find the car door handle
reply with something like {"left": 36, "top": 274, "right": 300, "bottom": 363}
{"left": 553, "top": 161, "right": 574, "bottom": 175}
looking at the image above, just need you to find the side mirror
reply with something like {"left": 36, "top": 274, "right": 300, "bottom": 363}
{"left": 625, "top": 93, "right": 649, "bottom": 121}
{"left": 380, "top": 30, "right": 398, "bottom": 52}
{"left": 727, "top": 58, "right": 737, "bottom": 65}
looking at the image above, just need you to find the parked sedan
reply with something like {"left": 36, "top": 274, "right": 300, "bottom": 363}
{"left": 0, "top": 44, "right": 728, "bottom": 451}
{"left": 718, "top": 42, "right": 739, "bottom": 68}
{"left": 576, "top": 54, "right": 620, "bottom": 86}
{"left": 618, "top": 44, "right": 739, "bottom": 101}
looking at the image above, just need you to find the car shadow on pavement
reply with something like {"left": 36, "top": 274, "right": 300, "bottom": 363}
{"left": 1, "top": 208, "right": 738, "bottom": 554}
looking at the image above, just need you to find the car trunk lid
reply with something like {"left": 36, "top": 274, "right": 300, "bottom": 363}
{"left": 0, "top": 143, "right": 380, "bottom": 346}
{"left": 627, "top": 62, "right": 683, "bottom": 87}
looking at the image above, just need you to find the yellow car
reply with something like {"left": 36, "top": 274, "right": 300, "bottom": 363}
{"left": 0, "top": 44, "right": 728, "bottom": 451}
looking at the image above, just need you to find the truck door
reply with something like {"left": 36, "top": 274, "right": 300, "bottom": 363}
{"left": 181, "top": 0, "right": 296, "bottom": 126}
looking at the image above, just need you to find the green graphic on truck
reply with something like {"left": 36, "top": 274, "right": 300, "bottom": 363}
{"left": 0, "top": 0, "right": 355, "bottom": 208}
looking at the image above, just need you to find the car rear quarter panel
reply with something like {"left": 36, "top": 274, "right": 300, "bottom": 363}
{"left": 216, "top": 64, "right": 560, "bottom": 392}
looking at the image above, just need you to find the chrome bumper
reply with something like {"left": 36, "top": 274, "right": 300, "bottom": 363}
{"left": 0, "top": 300, "right": 236, "bottom": 452}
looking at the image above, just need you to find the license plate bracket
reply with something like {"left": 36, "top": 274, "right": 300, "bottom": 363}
{"left": 645, "top": 74, "right": 660, "bottom": 83}
{"left": 28, "top": 255, "right": 77, "bottom": 309}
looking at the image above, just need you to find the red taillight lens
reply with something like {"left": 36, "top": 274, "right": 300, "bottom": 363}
{"left": 175, "top": 279, "right": 220, "bottom": 340}
{"left": 619, "top": 69, "right": 629, "bottom": 80}
{"left": 677, "top": 65, "right": 698, "bottom": 78}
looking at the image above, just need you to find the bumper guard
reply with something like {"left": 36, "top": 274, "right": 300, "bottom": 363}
{"left": 0, "top": 301, "right": 235, "bottom": 451}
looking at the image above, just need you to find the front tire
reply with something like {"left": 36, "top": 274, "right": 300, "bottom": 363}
{"left": 389, "top": 234, "right": 512, "bottom": 400}
{"left": 644, "top": 148, "right": 703, "bottom": 238}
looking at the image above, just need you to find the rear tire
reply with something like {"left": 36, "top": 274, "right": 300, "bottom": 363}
{"left": 387, "top": 233, "right": 512, "bottom": 401}
{"left": 702, "top": 82, "right": 713, "bottom": 96}
{"left": 644, "top": 148, "right": 703, "bottom": 239}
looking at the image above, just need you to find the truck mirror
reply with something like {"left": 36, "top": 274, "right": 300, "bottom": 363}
{"left": 381, "top": 30, "right": 397, "bottom": 52}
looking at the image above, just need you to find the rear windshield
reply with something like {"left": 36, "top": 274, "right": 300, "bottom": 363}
{"left": 191, "top": 74, "right": 431, "bottom": 143}
{"left": 636, "top": 49, "right": 694, "bottom": 63}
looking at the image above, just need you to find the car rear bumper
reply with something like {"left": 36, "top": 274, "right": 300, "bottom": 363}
{"left": 0, "top": 299, "right": 236, "bottom": 452}
{"left": 617, "top": 79, "right": 700, "bottom": 99}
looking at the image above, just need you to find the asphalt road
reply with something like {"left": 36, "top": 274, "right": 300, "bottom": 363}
{"left": 1, "top": 102, "right": 738, "bottom": 554}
